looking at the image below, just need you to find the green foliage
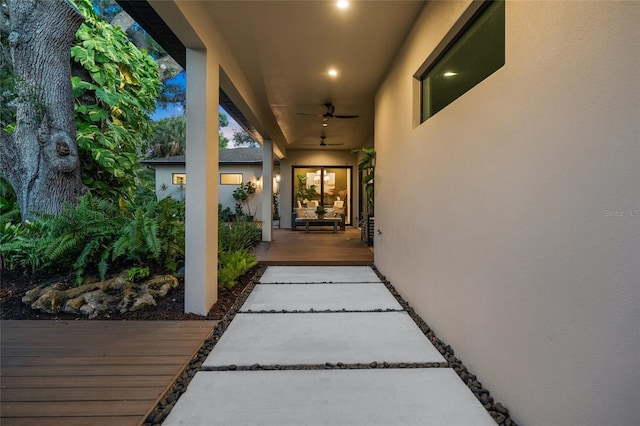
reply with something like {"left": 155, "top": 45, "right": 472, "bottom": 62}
{"left": 0, "top": 177, "right": 20, "bottom": 224}
{"left": 219, "top": 203, "right": 234, "bottom": 222}
{"left": 232, "top": 131, "right": 258, "bottom": 148}
{"left": 218, "top": 221, "right": 262, "bottom": 253}
{"left": 232, "top": 182, "right": 257, "bottom": 217}
{"left": 219, "top": 112, "right": 229, "bottom": 149}
{"left": 295, "top": 173, "right": 317, "bottom": 202}
{"left": 148, "top": 115, "right": 185, "bottom": 158}
{"left": 218, "top": 249, "right": 257, "bottom": 289}
{"left": 127, "top": 266, "right": 150, "bottom": 282}
{"left": 0, "top": 220, "right": 48, "bottom": 274}
{"left": 71, "top": 0, "right": 161, "bottom": 200}
{"left": 273, "top": 191, "right": 280, "bottom": 220}
{"left": 0, "top": 193, "right": 185, "bottom": 284}
{"left": 0, "top": 23, "right": 16, "bottom": 130}
{"left": 352, "top": 147, "right": 375, "bottom": 211}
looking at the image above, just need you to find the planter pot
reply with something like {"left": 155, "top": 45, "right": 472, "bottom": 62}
{"left": 317, "top": 214, "right": 325, "bottom": 220}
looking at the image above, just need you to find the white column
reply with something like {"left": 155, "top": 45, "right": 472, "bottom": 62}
{"left": 262, "top": 139, "right": 273, "bottom": 242}
{"left": 184, "top": 48, "right": 219, "bottom": 315}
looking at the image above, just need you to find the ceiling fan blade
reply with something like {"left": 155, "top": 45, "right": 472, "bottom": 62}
{"left": 297, "top": 112, "right": 323, "bottom": 117}
{"left": 334, "top": 114, "right": 359, "bottom": 119}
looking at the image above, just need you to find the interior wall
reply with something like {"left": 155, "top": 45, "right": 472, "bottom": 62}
{"left": 375, "top": 2, "right": 639, "bottom": 425}
{"left": 280, "top": 150, "right": 358, "bottom": 228}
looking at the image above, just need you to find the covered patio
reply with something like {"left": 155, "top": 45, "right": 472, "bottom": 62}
{"left": 253, "top": 228, "right": 373, "bottom": 266}
{"left": 115, "top": 1, "right": 638, "bottom": 425}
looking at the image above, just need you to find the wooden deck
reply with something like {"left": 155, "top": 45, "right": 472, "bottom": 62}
{"left": 254, "top": 227, "right": 374, "bottom": 265}
{"left": 0, "top": 320, "right": 215, "bottom": 426}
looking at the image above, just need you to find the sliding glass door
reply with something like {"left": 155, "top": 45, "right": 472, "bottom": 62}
{"left": 293, "top": 166, "right": 352, "bottom": 225}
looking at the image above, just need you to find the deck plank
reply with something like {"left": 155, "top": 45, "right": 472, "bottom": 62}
{"left": 253, "top": 227, "right": 373, "bottom": 265}
{"left": 0, "top": 320, "right": 215, "bottom": 425}
{"left": 0, "top": 416, "right": 141, "bottom": 426}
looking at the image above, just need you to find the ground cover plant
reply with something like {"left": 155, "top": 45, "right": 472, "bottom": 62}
{"left": 217, "top": 213, "right": 262, "bottom": 289}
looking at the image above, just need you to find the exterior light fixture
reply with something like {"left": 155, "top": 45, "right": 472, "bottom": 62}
{"left": 337, "top": 1, "right": 349, "bottom": 9}
{"left": 275, "top": 174, "right": 281, "bottom": 183}
{"left": 328, "top": 69, "right": 338, "bottom": 77}
{"left": 444, "top": 72, "right": 458, "bottom": 77}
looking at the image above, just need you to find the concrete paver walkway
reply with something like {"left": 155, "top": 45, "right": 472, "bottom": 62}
{"left": 164, "top": 266, "right": 496, "bottom": 425}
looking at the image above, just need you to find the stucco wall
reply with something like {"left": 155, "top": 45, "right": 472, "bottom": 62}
{"left": 154, "top": 165, "right": 187, "bottom": 201}
{"left": 280, "top": 149, "right": 359, "bottom": 228}
{"left": 153, "top": 163, "right": 265, "bottom": 220}
{"left": 375, "top": 2, "right": 639, "bottom": 425}
{"left": 218, "top": 165, "right": 264, "bottom": 220}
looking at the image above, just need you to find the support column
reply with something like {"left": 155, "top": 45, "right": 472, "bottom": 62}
{"left": 262, "top": 139, "right": 273, "bottom": 242}
{"left": 184, "top": 48, "right": 219, "bottom": 315}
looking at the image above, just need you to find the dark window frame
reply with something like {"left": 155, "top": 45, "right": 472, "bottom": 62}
{"left": 415, "top": 0, "right": 505, "bottom": 122}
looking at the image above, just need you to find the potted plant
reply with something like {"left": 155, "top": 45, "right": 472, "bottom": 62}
{"left": 315, "top": 205, "right": 327, "bottom": 219}
{"left": 232, "top": 181, "right": 257, "bottom": 221}
{"left": 352, "top": 147, "right": 375, "bottom": 216}
{"left": 295, "top": 173, "right": 318, "bottom": 206}
{"left": 272, "top": 190, "right": 280, "bottom": 228}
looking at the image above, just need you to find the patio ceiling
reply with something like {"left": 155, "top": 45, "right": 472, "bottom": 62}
{"left": 123, "top": 1, "right": 425, "bottom": 152}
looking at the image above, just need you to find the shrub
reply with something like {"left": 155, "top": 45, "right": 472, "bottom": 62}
{"left": 0, "top": 193, "right": 185, "bottom": 284}
{"left": 218, "top": 249, "right": 257, "bottom": 289}
{"left": 218, "top": 203, "right": 234, "bottom": 222}
{"left": 218, "top": 220, "right": 262, "bottom": 253}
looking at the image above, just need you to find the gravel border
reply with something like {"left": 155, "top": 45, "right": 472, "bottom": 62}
{"left": 144, "top": 264, "right": 518, "bottom": 426}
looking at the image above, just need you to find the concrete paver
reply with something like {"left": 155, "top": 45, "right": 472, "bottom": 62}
{"left": 163, "top": 369, "right": 496, "bottom": 426}
{"left": 203, "top": 312, "right": 445, "bottom": 367}
{"left": 166, "top": 266, "right": 496, "bottom": 425}
{"left": 240, "top": 283, "right": 403, "bottom": 312}
{"left": 259, "top": 266, "right": 381, "bottom": 283}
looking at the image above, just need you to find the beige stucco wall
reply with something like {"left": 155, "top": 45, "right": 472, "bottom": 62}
{"left": 280, "top": 149, "right": 359, "bottom": 228}
{"left": 375, "top": 1, "right": 639, "bottom": 425}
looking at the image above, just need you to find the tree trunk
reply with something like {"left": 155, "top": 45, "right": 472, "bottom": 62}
{"left": 0, "top": 0, "right": 85, "bottom": 221}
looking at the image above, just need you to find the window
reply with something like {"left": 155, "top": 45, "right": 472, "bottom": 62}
{"left": 293, "top": 166, "right": 352, "bottom": 225}
{"left": 220, "top": 173, "right": 243, "bottom": 185}
{"left": 417, "top": 0, "right": 505, "bottom": 122}
{"left": 172, "top": 173, "right": 186, "bottom": 185}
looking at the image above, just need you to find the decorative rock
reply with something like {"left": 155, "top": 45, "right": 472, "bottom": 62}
{"left": 22, "top": 271, "right": 179, "bottom": 317}
{"left": 494, "top": 402, "right": 510, "bottom": 416}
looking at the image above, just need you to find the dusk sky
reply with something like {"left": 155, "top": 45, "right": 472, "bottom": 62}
{"left": 150, "top": 72, "right": 244, "bottom": 145}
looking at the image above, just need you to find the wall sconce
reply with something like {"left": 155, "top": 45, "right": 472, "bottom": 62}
{"left": 275, "top": 174, "right": 281, "bottom": 183}
{"left": 255, "top": 177, "right": 262, "bottom": 188}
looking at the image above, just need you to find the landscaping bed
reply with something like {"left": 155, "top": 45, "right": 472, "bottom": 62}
{"left": 0, "top": 266, "right": 260, "bottom": 321}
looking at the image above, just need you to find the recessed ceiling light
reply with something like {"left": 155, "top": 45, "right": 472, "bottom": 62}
{"left": 337, "top": 1, "right": 349, "bottom": 9}
{"left": 328, "top": 69, "right": 338, "bottom": 77}
{"left": 444, "top": 72, "right": 458, "bottom": 77}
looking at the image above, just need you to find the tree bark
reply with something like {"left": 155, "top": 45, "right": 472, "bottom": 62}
{"left": 0, "top": 0, "right": 85, "bottom": 220}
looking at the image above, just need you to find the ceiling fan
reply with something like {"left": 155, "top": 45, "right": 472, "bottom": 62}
{"left": 304, "top": 136, "right": 344, "bottom": 147}
{"left": 297, "top": 103, "right": 360, "bottom": 119}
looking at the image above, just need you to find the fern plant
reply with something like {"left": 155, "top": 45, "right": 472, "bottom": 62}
{"left": 43, "top": 194, "right": 124, "bottom": 283}
{"left": 218, "top": 249, "right": 257, "bottom": 289}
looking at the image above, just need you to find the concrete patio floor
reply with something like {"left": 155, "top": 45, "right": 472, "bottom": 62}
{"left": 163, "top": 266, "right": 496, "bottom": 426}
